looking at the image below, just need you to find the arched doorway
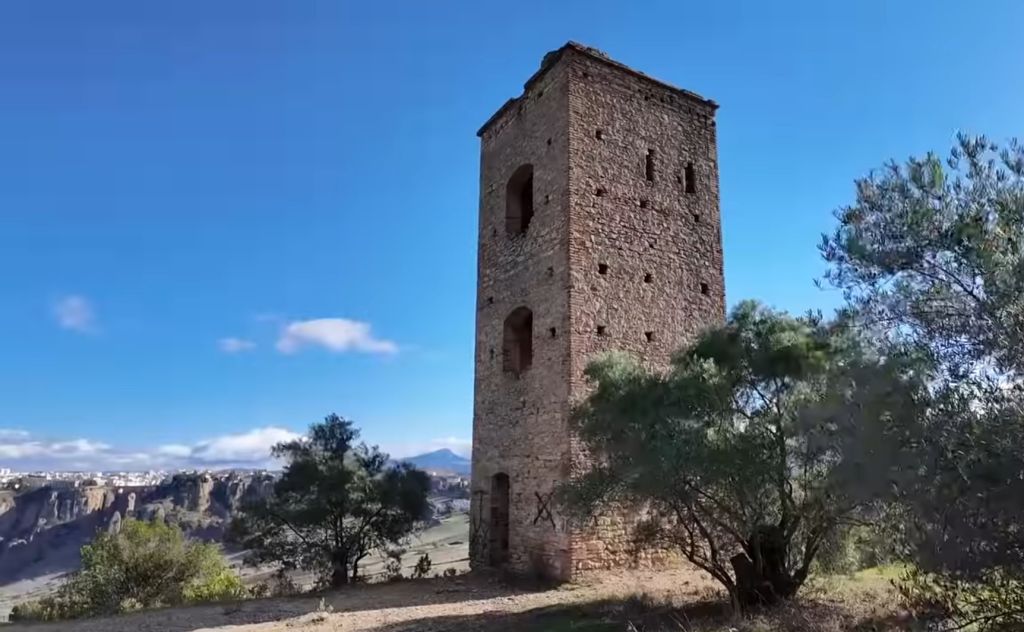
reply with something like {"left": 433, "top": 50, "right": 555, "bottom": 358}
{"left": 489, "top": 473, "right": 510, "bottom": 566}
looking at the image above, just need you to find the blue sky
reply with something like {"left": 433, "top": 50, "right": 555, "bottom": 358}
{"left": 1, "top": 1, "right": 1021, "bottom": 470}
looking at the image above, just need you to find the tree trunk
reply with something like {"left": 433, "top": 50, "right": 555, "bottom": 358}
{"left": 730, "top": 525, "right": 800, "bottom": 609}
{"left": 351, "top": 552, "right": 368, "bottom": 584}
{"left": 330, "top": 550, "right": 350, "bottom": 587}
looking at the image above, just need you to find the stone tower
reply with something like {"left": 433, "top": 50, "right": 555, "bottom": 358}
{"left": 470, "top": 42, "right": 725, "bottom": 580}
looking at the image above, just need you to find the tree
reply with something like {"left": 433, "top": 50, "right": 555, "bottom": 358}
{"left": 560, "top": 301, "right": 928, "bottom": 612}
{"left": 10, "top": 518, "right": 244, "bottom": 621}
{"left": 822, "top": 135, "right": 1024, "bottom": 629}
{"left": 230, "top": 414, "right": 431, "bottom": 588}
{"left": 821, "top": 134, "right": 1024, "bottom": 379}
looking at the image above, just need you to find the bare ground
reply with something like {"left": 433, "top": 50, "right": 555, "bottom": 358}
{"left": 3, "top": 567, "right": 914, "bottom": 632}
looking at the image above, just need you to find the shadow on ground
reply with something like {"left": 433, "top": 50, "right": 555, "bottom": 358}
{"left": 3, "top": 570, "right": 921, "bottom": 631}
{"left": 3, "top": 574, "right": 531, "bottom": 632}
{"left": 369, "top": 595, "right": 923, "bottom": 632}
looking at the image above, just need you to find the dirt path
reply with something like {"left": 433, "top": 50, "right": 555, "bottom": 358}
{"left": 4, "top": 569, "right": 718, "bottom": 632}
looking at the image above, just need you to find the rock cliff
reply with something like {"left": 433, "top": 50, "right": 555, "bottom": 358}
{"left": 0, "top": 472, "right": 274, "bottom": 585}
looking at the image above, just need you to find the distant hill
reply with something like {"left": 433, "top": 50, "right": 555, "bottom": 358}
{"left": 403, "top": 449, "right": 470, "bottom": 475}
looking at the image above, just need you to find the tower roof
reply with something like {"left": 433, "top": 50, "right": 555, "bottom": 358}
{"left": 478, "top": 41, "right": 717, "bottom": 137}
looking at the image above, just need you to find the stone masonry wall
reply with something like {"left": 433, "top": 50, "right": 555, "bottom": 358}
{"left": 564, "top": 48, "right": 725, "bottom": 573}
{"left": 471, "top": 43, "right": 725, "bottom": 580}
{"left": 471, "top": 58, "right": 575, "bottom": 579}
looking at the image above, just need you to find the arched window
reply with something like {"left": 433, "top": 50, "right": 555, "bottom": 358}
{"left": 489, "top": 472, "right": 510, "bottom": 566}
{"left": 502, "top": 306, "right": 533, "bottom": 375}
{"left": 505, "top": 164, "right": 534, "bottom": 236}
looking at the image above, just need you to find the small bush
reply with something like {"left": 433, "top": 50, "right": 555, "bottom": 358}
{"left": 898, "top": 567, "right": 1024, "bottom": 631}
{"left": 411, "top": 553, "right": 432, "bottom": 579}
{"left": 183, "top": 567, "right": 246, "bottom": 603}
{"left": 9, "top": 596, "right": 82, "bottom": 623}
{"left": 382, "top": 548, "right": 405, "bottom": 582}
{"left": 10, "top": 518, "right": 245, "bottom": 621}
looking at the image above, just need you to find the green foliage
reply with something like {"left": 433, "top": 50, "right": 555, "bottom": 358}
{"left": 822, "top": 134, "right": 1024, "bottom": 379}
{"left": 10, "top": 518, "right": 243, "bottom": 622}
{"left": 9, "top": 596, "right": 75, "bottom": 623}
{"left": 812, "top": 522, "right": 899, "bottom": 575}
{"left": 230, "top": 413, "right": 431, "bottom": 588}
{"left": 898, "top": 567, "right": 1024, "bottom": 631}
{"left": 823, "top": 134, "right": 1024, "bottom": 628}
{"left": 561, "top": 301, "right": 929, "bottom": 612}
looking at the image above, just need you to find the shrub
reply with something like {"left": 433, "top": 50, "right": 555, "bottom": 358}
{"left": 382, "top": 548, "right": 404, "bottom": 582}
{"left": 411, "top": 553, "right": 432, "bottom": 579}
{"left": 10, "top": 518, "right": 244, "bottom": 621}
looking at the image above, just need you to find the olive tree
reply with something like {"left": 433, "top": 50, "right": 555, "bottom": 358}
{"left": 561, "top": 301, "right": 927, "bottom": 612}
{"left": 230, "top": 414, "right": 431, "bottom": 588}
{"left": 822, "top": 135, "right": 1024, "bottom": 629}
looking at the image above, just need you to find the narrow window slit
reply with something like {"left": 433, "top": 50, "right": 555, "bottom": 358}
{"left": 645, "top": 149, "right": 655, "bottom": 182}
{"left": 598, "top": 263, "right": 609, "bottom": 275}
{"left": 700, "top": 282, "right": 710, "bottom": 296}
{"left": 685, "top": 162, "right": 696, "bottom": 194}
{"left": 645, "top": 331, "right": 654, "bottom": 342}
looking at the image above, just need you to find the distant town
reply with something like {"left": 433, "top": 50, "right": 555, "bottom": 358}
{"left": 0, "top": 446, "right": 471, "bottom": 494}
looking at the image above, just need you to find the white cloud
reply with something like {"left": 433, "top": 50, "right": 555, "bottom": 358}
{"left": 156, "top": 444, "right": 192, "bottom": 458}
{"left": 180, "top": 427, "right": 300, "bottom": 465}
{"left": 276, "top": 318, "right": 397, "bottom": 355}
{"left": 0, "top": 427, "right": 299, "bottom": 471}
{"left": 53, "top": 295, "right": 97, "bottom": 333}
{"left": 218, "top": 337, "right": 256, "bottom": 353}
{"left": 0, "top": 430, "right": 110, "bottom": 461}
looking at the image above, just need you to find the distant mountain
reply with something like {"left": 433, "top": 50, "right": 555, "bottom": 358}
{"left": 403, "top": 449, "right": 470, "bottom": 475}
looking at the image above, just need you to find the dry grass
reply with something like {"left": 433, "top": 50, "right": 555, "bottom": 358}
{"left": 2, "top": 567, "right": 917, "bottom": 631}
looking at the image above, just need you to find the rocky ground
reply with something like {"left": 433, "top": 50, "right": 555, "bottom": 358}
{"left": 2, "top": 567, "right": 909, "bottom": 632}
